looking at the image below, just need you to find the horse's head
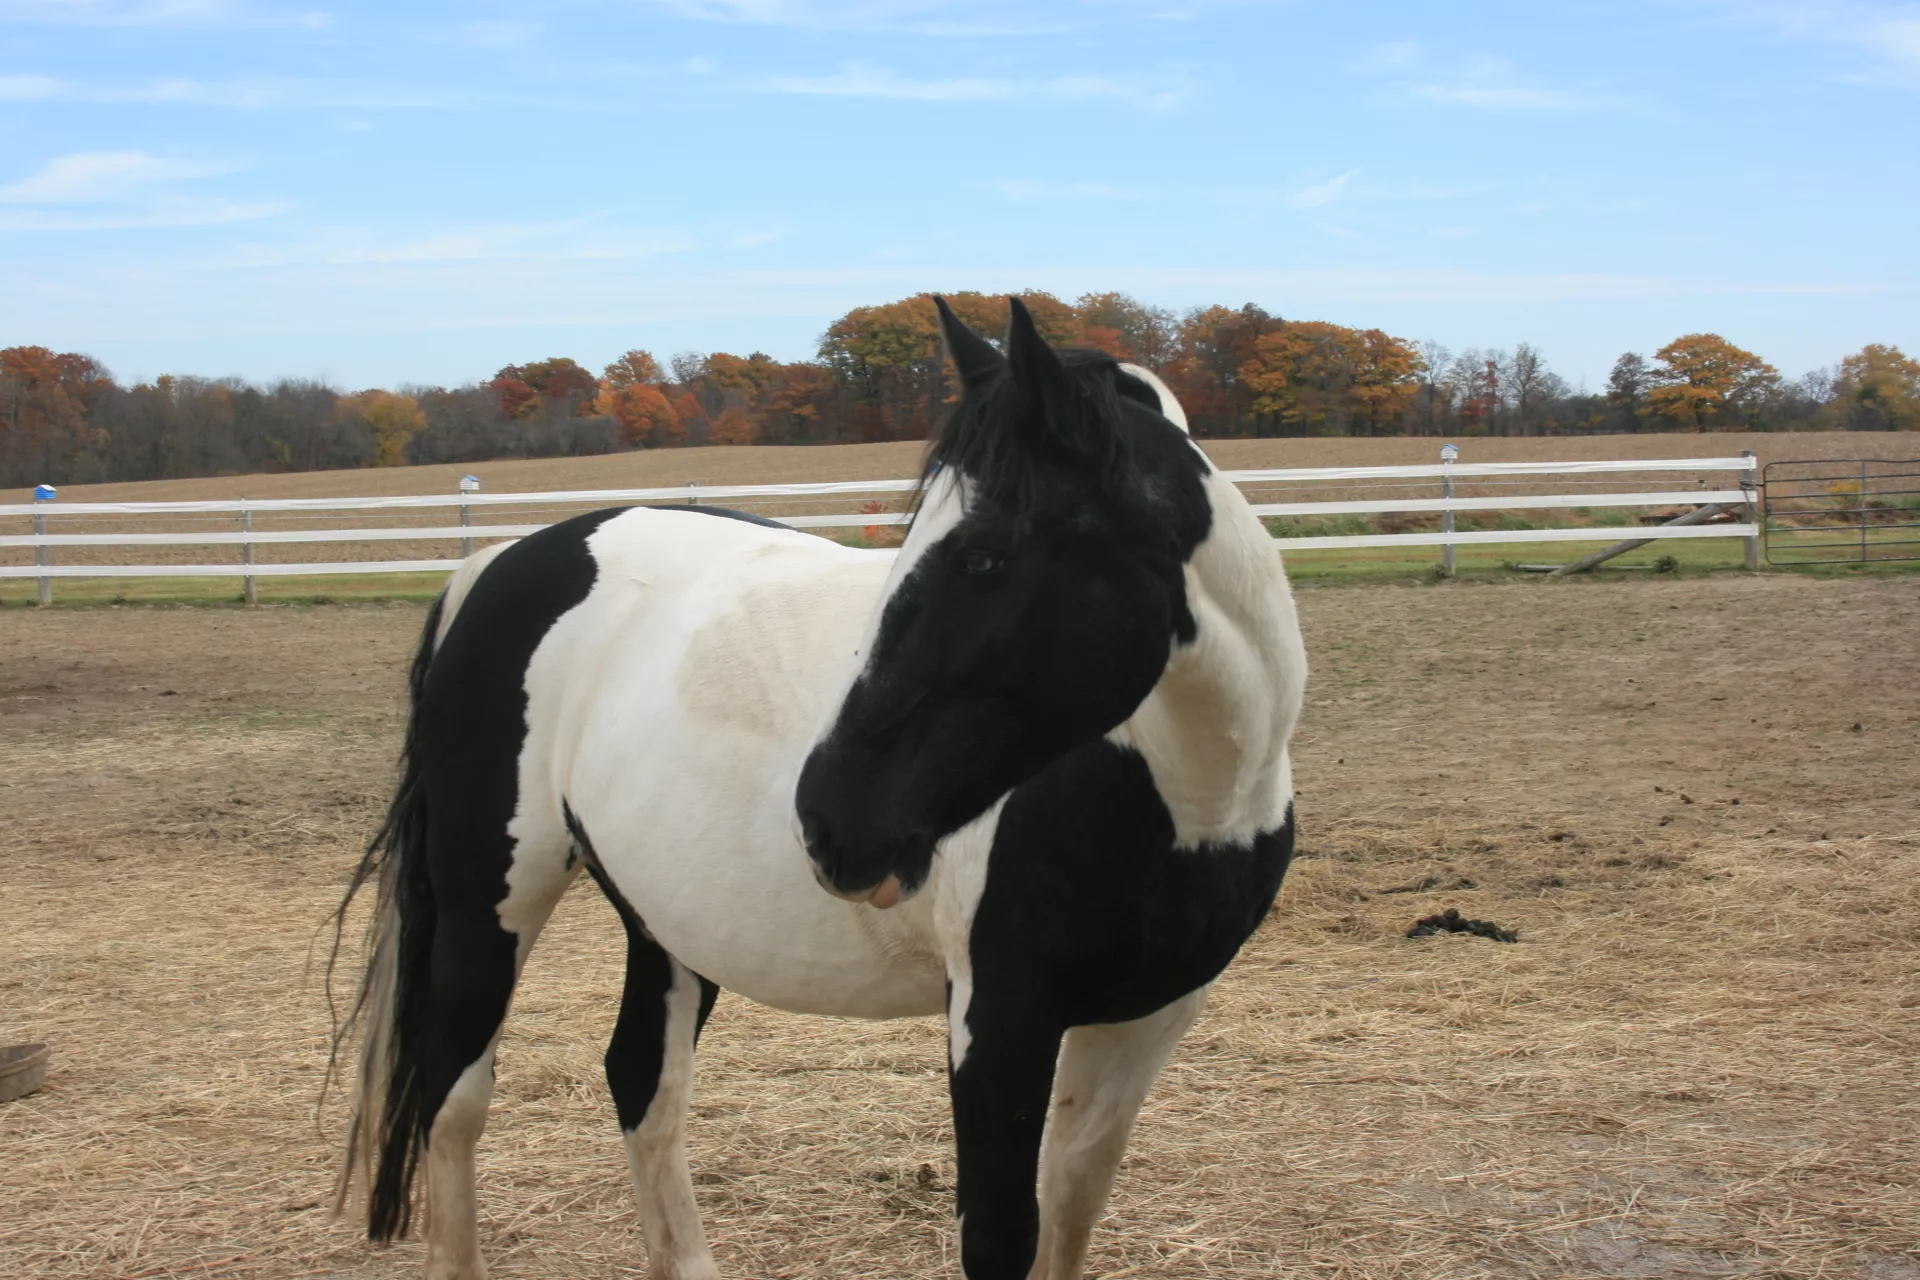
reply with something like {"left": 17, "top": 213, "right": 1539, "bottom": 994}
{"left": 795, "top": 296, "right": 1214, "bottom": 907}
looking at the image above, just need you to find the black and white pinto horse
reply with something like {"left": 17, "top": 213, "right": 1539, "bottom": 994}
{"left": 336, "top": 298, "right": 1307, "bottom": 1280}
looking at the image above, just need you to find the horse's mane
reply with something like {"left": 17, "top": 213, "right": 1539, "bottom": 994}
{"left": 919, "top": 348, "right": 1146, "bottom": 520}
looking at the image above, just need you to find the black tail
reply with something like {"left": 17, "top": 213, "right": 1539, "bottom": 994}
{"left": 327, "top": 591, "right": 444, "bottom": 1240}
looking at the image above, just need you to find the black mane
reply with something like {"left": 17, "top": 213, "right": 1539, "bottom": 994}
{"left": 921, "top": 348, "right": 1164, "bottom": 521}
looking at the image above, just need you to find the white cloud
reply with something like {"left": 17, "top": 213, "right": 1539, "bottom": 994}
{"left": 982, "top": 179, "right": 1157, "bottom": 202}
{"left": 1352, "top": 40, "right": 1420, "bottom": 73}
{"left": 0, "top": 74, "right": 63, "bottom": 99}
{"left": 0, "top": 151, "right": 231, "bottom": 203}
{"left": 1411, "top": 83, "right": 1589, "bottom": 110}
{"left": 1293, "top": 168, "right": 1359, "bottom": 208}
{"left": 757, "top": 62, "right": 1186, "bottom": 107}
{"left": 455, "top": 19, "right": 542, "bottom": 50}
{"left": 0, "top": 0, "right": 327, "bottom": 28}
{"left": 0, "top": 150, "right": 290, "bottom": 231}
{"left": 0, "top": 200, "right": 290, "bottom": 230}
{"left": 1878, "top": 17, "right": 1920, "bottom": 61}
{"left": 764, "top": 64, "right": 1011, "bottom": 100}
{"left": 212, "top": 221, "right": 697, "bottom": 268}
{"left": 639, "top": 0, "right": 1061, "bottom": 36}
{"left": 1687, "top": 2, "right": 1920, "bottom": 82}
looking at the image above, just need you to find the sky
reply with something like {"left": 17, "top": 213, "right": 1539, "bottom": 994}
{"left": 2, "top": 0, "right": 1916, "bottom": 392}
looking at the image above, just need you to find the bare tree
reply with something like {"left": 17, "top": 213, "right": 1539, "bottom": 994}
{"left": 669, "top": 351, "right": 709, "bottom": 387}
{"left": 1415, "top": 340, "right": 1453, "bottom": 436}
{"left": 1503, "top": 343, "right": 1554, "bottom": 436}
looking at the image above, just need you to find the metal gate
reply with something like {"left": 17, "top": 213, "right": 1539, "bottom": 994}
{"left": 1762, "top": 458, "right": 1920, "bottom": 565}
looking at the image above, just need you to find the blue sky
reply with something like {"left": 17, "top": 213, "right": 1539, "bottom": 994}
{"left": 2, "top": 0, "right": 1916, "bottom": 392}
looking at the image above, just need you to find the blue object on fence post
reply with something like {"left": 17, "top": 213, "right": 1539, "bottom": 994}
{"left": 1439, "top": 443, "right": 1459, "bottom": 577}
{"left": 32, "top": 485, "right": 54, "bottom": 606}
{"left": 459, "top": 475, "right": 480, "bottom": 557}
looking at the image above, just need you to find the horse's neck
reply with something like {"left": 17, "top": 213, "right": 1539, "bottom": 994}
{"left": 1116, "top": 470, "right": 1305, "bottom": 848}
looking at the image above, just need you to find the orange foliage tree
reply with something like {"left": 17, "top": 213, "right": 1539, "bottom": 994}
{"left": 599, "top": 382, "right": 683, "bottom": 447}
{"left": 1241, "top": 321, "right": 1422, "bottom": 435}
{"left": 1645, "top": 334, "right": 1779, "bottom": 430}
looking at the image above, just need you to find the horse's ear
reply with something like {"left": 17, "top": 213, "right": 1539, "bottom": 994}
{"left": 1006, "top": 297, "right": 1098, "bottom": 456}
{"left": 935, "top": 296, "right": 1004, "bottom": 391}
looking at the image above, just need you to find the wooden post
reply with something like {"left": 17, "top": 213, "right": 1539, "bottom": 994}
{"left": 1439, "top": 442, "right": 1459, "bottom": 577}
{"left": 32, "top": 506, "right": 51, "bottom": 607}
{"left": 1549, "top": 502, "right": 1737, "bottom": 576}
{"left": 241, "top": 501, "right": 257, "bottom": 605}
{"left": 458, "top": 475, "right": 480, "bottom": 557}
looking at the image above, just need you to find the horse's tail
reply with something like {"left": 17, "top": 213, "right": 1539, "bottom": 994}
{"left": 326, "top": 586, "right": 446, "bottom": 1241}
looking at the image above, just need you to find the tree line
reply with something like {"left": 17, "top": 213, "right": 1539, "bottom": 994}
{"left": 4, "top": 290, "right": 1916, "bottom": 487}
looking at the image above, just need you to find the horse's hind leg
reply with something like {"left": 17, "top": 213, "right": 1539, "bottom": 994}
{"left": 1029, "top": 987, "right": 1209, "bottom": 1280}
{"left": 418, "top": 820, "right": 574, "bottom": 1280}
{"left": 591, "top": 867, "right": 721, "bottom": 1280}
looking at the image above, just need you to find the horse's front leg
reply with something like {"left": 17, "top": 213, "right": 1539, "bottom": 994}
{"left": 947, "top": 988, "right": 1064, "bottom": 1280}
{"left": 1030, "top": 987, "right": 1210, "bottom": 1280}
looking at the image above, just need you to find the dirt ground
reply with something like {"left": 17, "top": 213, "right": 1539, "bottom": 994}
{"left": 1, "top": 574, "right": 1916, "bottom": 1279}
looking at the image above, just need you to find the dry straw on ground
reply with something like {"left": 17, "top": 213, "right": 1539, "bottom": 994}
{"left": 1, "top": 574, "right": 1916, "bottom": 1279}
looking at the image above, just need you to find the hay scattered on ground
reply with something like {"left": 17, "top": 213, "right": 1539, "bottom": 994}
{"left": 1, "top": 576, "right": 1916, "bottom": 1279}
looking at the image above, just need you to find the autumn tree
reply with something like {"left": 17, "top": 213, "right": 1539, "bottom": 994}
{"left": 1241, "top": 322, "right": 1421, "bottom": 436}
{"left": 341, "top": 390, "right": 427, "bottom": 467}
{"left": 0, "top": 346, "right": 110, "bottom": 484}
{"left": 818, "top": 292, "right": 1074, "bottom": 440}
{"left": 492, "top": 357, "right": 600, "bottom": 418}
{"left": 604, "top": 349, "right": 665, "bottom": 389}
{"left": 1448, "top": 350, "right": 1505, "bottom": 434}
{"left": 1164, "top": 304, "right": 1283, "bottom": 435}
{"left": 1829, "top": 344, "right": 1920, "bottom": 431}
{"left": 598, "top": 382, "right": 682, "bottom": 448}
{"left": 1075, "top": 292, "right": 1177, "bottom": 367}
{"left": 1645, "top": 334, "right": 1778, "bottom": 430}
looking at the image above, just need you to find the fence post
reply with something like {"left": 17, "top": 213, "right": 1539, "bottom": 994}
{"left": 1439, "top": 442, "right": 1459, "bottom": 577}
{"left": 458, "top": 475, "right": 480, "bottom": 557}
{"left": 241, "top": 499, "right": 257, "bottom": 605}
{"left": 32, "top": 484, "right": 54, "bottom": 606}
{"left": 1740, "top": 450, "right": 1760, "bottom": 571}
{"left": 687, "top": 480, "right": 698, "bottom": 507}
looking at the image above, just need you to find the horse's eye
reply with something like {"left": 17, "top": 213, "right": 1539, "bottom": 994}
{"left": 962, "top": 550, "right": 1004, "bottom": 576}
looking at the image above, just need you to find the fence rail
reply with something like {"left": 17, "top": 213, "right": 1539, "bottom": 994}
{"left": 1, "top": 454, "right": 1761, "bottom": 595}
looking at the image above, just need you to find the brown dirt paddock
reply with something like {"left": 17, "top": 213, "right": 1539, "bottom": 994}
{"left": 1, "top": 574, "right": 1916, "bottom": 1280}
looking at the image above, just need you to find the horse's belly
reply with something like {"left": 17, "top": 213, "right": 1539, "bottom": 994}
{"left": 606, "top": 818, "right": 948, "bottom": 1020}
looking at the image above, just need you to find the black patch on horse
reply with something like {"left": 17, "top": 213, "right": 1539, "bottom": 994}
{"left": 347, "top": 504, "right": 761, "bottom": 1239}
{"left": 564, "top": 800, "right": 720, "bottom": 1132}
{"left": 797, "top": 299, "right": 1218, "bottom": 901}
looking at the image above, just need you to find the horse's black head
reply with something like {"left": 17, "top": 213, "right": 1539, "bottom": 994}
{"left": 795, "top": 296, "right": 1214, "bottom": 907}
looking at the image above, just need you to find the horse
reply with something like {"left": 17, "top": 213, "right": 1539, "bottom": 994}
{"left": 333, "top": 296, "right": 1307, "bottom": 1280}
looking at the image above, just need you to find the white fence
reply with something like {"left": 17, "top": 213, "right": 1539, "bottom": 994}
{"left": 0, "top": 455, "right": 1760, "bottom": 599}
